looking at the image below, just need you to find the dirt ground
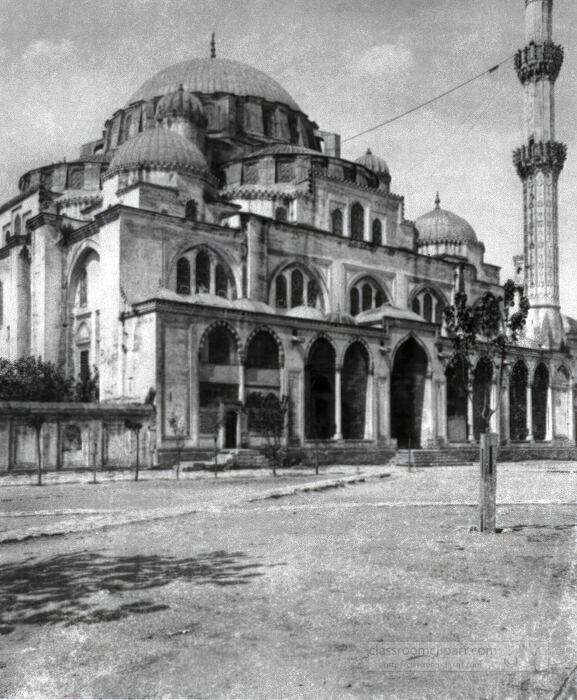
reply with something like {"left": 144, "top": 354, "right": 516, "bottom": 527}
{"left": 1, "top": 462, "right": 576, "bottom": 699}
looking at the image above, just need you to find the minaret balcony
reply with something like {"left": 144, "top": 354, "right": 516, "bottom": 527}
{"left": 513, "top": 140, "right": 566, "bottom": 179}
{"left": 514, "top": 41, "right": 564, "bottom": 83}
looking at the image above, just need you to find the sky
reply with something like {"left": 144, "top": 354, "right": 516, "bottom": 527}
{"left": 0, "top": 0, "right": 576, "bottom": 316}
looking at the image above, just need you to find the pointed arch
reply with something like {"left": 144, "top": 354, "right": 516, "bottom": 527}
{"left": 269, "top": 261, "right": 327, "bottom": 311}
{"left": 198, "top": 321, "right": 242, "bottom": 362}
{"left": 509, "top": 360, "right": 528, "bottom": 441}
{"left": 339, "top": 336, "right": 374, "bottom": 373}
{"left": 341, "top": 341, "right": 370, "bottom": 440}
{"left": 245, "top": 325, "right": 285, "bottom": 367}
{"left": 390, "top": 335, "right": 429, "bottom": 448}
{"left": 350, "top": 202, "right": 364, "bottom": 240}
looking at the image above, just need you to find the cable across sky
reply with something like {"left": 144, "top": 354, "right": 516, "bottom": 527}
{"left": 342, "top": 53, "right": 516, "bottom": 143}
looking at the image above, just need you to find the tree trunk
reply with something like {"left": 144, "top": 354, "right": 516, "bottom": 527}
{"left": 36, "top": 427, "right": 42, "bottom": 486}
{"left": 134, "top": 430, "right": 140, "bottom": 482}
{"left": 479, "top": 432, "right": 498, "bottom": 533}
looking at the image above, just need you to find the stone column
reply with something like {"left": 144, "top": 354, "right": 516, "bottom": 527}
{"left": 570, "top": 383, "right": 576, "bottom": 443}
{"left": 437, "top": 379, "right": 447, "bottom": 445}
{"left": 238, "top": 359, "right": 246, "bottom": 404}
{"left": 334, "top": 366, "right": 343, "bottom": 440}
{"left": 422, "top": 372, "right": 434, "bottom": 447}
{"left": 467, "top": 385, "right": 475, "bottom": 443}
{"left": 500, "top": 373, "right": 511, "bottom": 444}
{"left": 526, "top": 382, "right": 534, "bottom": 442}
{"left": 546, "top": 381, "right": 553, "bottom": 440}
{"left": 490, "top": 380, "right": 499, "bottom": 434}
{"left": 365, "top": 369, "right": 374, "bottom": 440}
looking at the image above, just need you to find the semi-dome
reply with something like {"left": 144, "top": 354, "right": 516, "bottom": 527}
{"left": 155, "top": 85, "right": 206, "bottom": 124}
{"left": 415, "top": 194, "right": 477, "bottom": 244}
{"left": 355, "top": 148, "right": 390, "bottom": 178}
{"left": 248, "top": 144, "right": 321, "bottom": 158}
{"left": 107, "top": 127, "right": 208, "bottom": 177}
{"left": 128, "top": 57, "right": 301, "bottom": 112}
{"left": 325, "top": 310, "right": 356, "bottom": 325}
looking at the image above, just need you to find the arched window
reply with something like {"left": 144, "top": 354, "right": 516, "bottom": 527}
{"left": 331, "top": 209, "right": 343, "bottom": 236}
{"left": 291, "top": 269, "right": 304, "bottom": 307}
{"left": 185, "top": 200, "right": 197, "bottom": 221}
{"left": 4, "top": 231, "right": 10, "bottom": 245}
{"left": 272, "top": 265, "right": 322, "bottom": 310}
{"left": 13, "top": 215, "right": 21, "bottom": 237}
{"left": 176, "top": 258, "right": 191, "bottom": 294}
{"left": 275, "top": 206, "right": 287, "bottom": 222}
{"left": 350, "top": 288, "right": 360, "bottom": 317}
{"left": 78, "top": 269, "right": 88, "bottom": 307}
{"left": 411, "top": 288, "right": 444, "bottom": 324}
{"left": 349, "top": 278, "right": 387, "bottom": 316}
{"left": 307, "top": 279, "right": 319, "bottom": 308}
{"left": 215, "top": 264, "right": 229, "bottom": 298}
{"left": 275, "top": 275, "right": 287, "bottom": 308}
{"left": 423, "top": 293, "right": 433, "bottom": 322}
{"left": 372, "top": 219, "right": 382, "bottom": 245}
{"left": 195, "top": 251, "right": 210, "bottom": 293}
{"left": 123, "top": 115, "right": 132, "bottom": 142}
{"left": 362, "top": 283, "right": 373, "bottom": 311}
{"left": 350, "top": 203, "right": 364, "bottom": 241}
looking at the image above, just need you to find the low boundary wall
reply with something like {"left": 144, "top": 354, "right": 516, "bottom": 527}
{"left": 0, "top": 402, "right": 155, "bottom": 472}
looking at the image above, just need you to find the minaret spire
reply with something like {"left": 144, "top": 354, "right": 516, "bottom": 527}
{"left": 513, "top": 0, "right": 566, "bottom": 348}
{"left": 210, "top": 32, "right": 216, "bottom": 59}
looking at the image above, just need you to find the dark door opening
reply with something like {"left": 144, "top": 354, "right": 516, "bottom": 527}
{"left": 225, "top": 411, "right": 237, "bottom": 448}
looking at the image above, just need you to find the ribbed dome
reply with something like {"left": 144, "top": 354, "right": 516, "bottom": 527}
{"left": 415, "top": 194, "right": 477, "bottom": 244}
{"left": 128, "top": 57, "right": 300, "bottom": 112}
{"left": 108, "top": 128, "right": 208, "bottom": 177}
{"left": 356, "top": 148, "right": 390, "bottom": 178}
{"left": 155, "top": 85, "right": 206, "bottom": 124}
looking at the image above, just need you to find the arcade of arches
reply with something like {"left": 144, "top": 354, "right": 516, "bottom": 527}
{"left": 193, "top": 323, "right": 574, "bottom": 449}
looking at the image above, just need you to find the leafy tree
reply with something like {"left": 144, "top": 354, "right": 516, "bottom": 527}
{"left": 443, "top": 281, "right": 529, "bottom": 533}
{"left": 0, "top": 357, "right": 74, "bottom": 401}
{"left": 247, "top": 393, "right": 289, "bottom": 476}
{"left": 74, "top": 366, "right": 99, "bottom": 402}
{"left": 443, "top": 280, "right": 529, "bottom": 434}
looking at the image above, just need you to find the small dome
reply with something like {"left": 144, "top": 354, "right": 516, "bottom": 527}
{"left": 415, "top": 194, "right": 477, "bottom": 244}
{"left": 107, "top": 127, "right": 208, "bottom": 177}
{"left": 356, "top": 148, "right": 390, "bottom": 179}
{"left": 155, "top": 85, "right": 206, "bottom": 125}
{"left": 325, "top": 310, "right": 355, "bottom": 325}
{"left": 285, "top": 305, "right": 325, "bottom": 320}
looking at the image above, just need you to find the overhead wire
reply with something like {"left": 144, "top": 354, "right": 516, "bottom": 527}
{"left": 342, "top": 53, "right": 516, "bottom": 144}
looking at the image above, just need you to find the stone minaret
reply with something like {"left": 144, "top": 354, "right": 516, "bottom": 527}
{"left": 513, "top": 0, "right": 566, "bottom": 348}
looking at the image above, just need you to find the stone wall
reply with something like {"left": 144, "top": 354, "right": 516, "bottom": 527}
{"left": 0, "top": 402, "right": 155, "bottom": 472}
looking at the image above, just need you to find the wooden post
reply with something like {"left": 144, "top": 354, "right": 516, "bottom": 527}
{"left": 479, "top": 432, "right": 498, "bottom": 533}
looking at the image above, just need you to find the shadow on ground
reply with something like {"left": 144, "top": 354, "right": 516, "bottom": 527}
{"left": 0, "top": 550, "right": 264, "bottom": 635}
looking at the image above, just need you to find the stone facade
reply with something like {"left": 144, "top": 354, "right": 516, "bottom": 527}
{"left": 0, "top": 5, "right": 575, "bottom": 463}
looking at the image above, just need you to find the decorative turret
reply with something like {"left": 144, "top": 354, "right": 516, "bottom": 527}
{"left": 355, "top": 148, "right": 391, "bottom": 192}
{"left": 513, "top": 0, "right": 566, "bottom": 348}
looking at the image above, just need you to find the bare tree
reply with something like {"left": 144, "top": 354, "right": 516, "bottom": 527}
{"left": 168, "top": 414, "right": 186, "bottom": 480}
{"left": 124, "top": 420, "right": 143, "bottom": 481}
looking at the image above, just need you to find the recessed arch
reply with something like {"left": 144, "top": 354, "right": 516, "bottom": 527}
{"left": 533, "top": 363, "right": 549, "bottom": 441}
{"left": 350, "top": 202, "right": 364, "bottom": 241}
{"left": 269, "top": 261, "right": 327, "bottom": 311}
{"left": 341, "top": 341, "right": 370, "bottom": 440}
{"left": 408, "top": 285, "right": 448, "bottom": 325}
{"left": 390, "top": 336, "right": 428, "bottom": 448}
{"left": 348, "top": 275, "right": 389, "bottom": 316}
{"left": 245, "top": 325, "right": 285, "bottom": 367}
{"left": 198, "top": 320, "right": 242, "bottom": 360}
{"left": 306, "top": 336, "right": 336, "bottom": 439}
{"left": 509, "top": 360, "right": 528, "bottom": 441}
{"left": 339, "top": 336, "right": 374, "bottom": 373}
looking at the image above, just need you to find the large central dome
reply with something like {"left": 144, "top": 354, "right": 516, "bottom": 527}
{"left": 127, "top": 57, "right": 301, "bottom": 112}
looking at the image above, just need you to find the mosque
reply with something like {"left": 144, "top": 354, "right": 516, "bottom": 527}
{"left": 0, "top": 0, "right": 574, "bottom": 464}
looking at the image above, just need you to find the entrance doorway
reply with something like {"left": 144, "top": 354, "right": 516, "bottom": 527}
{"left": 391, "top": 338, "right": 428, "bottom": 448}
{"left": 225, "top": 411, "right": 237, "bottom": 448}
{"left": 306, "top": 338, "right": 335, "bottom": 439}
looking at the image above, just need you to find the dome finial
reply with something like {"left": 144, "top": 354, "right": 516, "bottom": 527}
{"left": 210, "top": 32, "right": 216, "bottom": 59}
{"left": 435, "top": 192, "right": 441, "bottom": 209}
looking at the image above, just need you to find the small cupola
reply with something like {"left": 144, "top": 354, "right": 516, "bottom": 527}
{"left": 155, "top": 84, "right": 207, "bottom": 149}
